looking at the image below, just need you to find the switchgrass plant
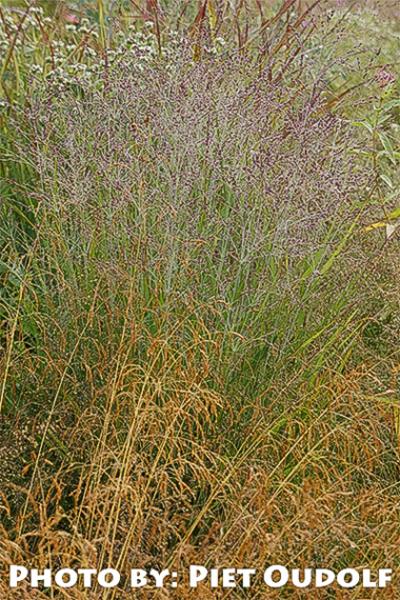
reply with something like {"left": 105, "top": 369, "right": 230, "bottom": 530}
{"left": 0, "top": 1, "right": 400, "bottom": 598}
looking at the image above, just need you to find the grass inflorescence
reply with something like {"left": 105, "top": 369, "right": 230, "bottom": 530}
{"left": 0, "top": 1, "right": 400, "bottom": 598}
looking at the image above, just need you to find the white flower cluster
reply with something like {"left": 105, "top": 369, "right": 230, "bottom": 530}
{"left": 0, "top": 7, "right": 228, "bottom": 98}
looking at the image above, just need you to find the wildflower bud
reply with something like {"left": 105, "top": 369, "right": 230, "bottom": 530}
{"left": 375, "top": 66, "right": 396, "bottom": 88}
{"left": 65, "top": 13, "right": 80, "bottom": 25}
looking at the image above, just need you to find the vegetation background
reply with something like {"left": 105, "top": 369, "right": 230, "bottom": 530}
{"left": 0, "top": 0, "right": 399, "bottom": 597}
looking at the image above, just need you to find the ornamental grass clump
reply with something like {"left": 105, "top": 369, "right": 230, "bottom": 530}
{"left": 0, "top": 1, "right": 399, "bottom": 599}
{"left": 11, "top": 47, "right": 368, "bottom": 382}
